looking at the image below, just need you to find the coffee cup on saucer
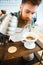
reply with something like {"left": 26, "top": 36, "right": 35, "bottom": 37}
{"left": 22, "top": 32, "right": 39, "bottom": 49}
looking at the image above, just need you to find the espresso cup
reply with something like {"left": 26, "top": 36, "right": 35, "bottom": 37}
{"left": 22, "top": 32, "right": 39, "bottom": 49}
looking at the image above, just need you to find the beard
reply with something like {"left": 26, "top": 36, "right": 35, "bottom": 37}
{"left": 20, "top": 10, "right": 32, "bottom": 25}
{"left": 20, "top": 11, "right": 31, "bottom": 22}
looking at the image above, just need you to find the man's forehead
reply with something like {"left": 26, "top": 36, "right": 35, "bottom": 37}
{"left": 25, "top": 8, "right": 36, "bottom": 13}
{"left": 23, "top": 3, "right": 38, "bottom": 12}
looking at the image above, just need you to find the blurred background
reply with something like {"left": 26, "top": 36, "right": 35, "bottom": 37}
{"left": 0, "top": 0, "right": 43, "bottom": 25}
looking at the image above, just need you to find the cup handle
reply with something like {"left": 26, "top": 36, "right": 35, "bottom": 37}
{"left": 21, "top": 40, "right": 26, "bottom": 43}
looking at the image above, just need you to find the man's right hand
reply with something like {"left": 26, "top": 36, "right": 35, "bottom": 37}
{"left": 0, "top": 11, "right": 2, "bottom": 16}
{"left": 0, "top": 10, "right": 6, "bottom": 16}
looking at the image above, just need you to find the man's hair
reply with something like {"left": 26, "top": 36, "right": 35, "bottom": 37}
{"left": 22, "top": 0, "right": 42, "bottom": 5}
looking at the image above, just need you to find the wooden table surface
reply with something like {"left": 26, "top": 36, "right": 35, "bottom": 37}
{"left": 0, "top": 41, "right": 42, "bottom": 61}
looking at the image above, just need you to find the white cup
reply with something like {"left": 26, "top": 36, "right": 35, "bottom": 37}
{"left": 22, "top": 32, "right": 39, "bottom": 49}
{"left": 23, "top": 53, "right": 34, "bottom": 61}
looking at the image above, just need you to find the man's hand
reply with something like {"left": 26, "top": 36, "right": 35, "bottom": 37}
{"left": 0, "top": 10, "right": 6, "bottom": 16}
{"left": 0, "top": 11, "right": 2, "bottom": 16}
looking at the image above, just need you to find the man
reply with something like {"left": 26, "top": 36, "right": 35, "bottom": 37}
{"left": 12, "top": 0, "right": 41, "bottom": 28}
{"left": 0, "top": 0, "right": 42, "bottom": 34}
{"left": 0, "top": 0, "right": 42, "bottom": 61}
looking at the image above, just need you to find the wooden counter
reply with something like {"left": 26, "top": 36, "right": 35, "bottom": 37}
{"left": 0, "top": 41, "right": 42, "bottom": 61}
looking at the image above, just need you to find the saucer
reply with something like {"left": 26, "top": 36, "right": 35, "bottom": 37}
{"left": 24, "top": 42, "right": 35, "bottom": 49}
